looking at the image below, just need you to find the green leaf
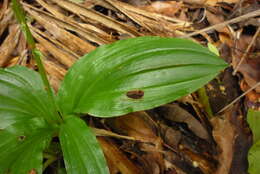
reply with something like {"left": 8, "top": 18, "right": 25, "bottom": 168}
{"left": 247, "top": 109, "right": 260, "bottom": 143}
{"left": 248, "top": 140, "right": 260, "bottom": 174}
{"left": 59, "top": 116, "right": 109, "bottom": 174}
{"left": 0, "top": 117, "right": 54, "bottom": 174}
{"left": 58, "top": 36, "right": 227, "bottom": 117}
{"left": 247, "top": 109, "right": 260, "bottom": 174}
{"left": 0, "top": 66, "right": 57, "bottom": 128}
{"left": 207, "top": 43, "right": 220, "bottom": 56}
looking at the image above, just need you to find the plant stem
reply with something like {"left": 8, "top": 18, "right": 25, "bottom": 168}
{"left": 197, "top": 87, "right": 213, "bottom": 118}
{"left": 11, "top": 0, "right": 63, "bottom": 123}
{"left": 43, "top": 153, "right": 58, "bottom": 171}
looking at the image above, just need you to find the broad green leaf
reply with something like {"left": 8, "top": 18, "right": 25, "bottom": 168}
{"left": 0, "top": 117, "right": 54, "bottom": 174}
{"left": 59, "top": 116, "right": 109, "bottom": 174}
{"left": 248, "top": 140, "right": 260, "bottom": 174}
{"left": 58, "top": 36, "right": 227, "bottom": 117}
{"left": 0, "top": 66, "right": 57, "bottom": 128}
{"left": 247, "top": 109, "right": 260, "bottom": 143}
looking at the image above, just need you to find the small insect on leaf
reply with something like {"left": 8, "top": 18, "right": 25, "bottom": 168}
{"left": 18, "top": 135, "right": 26, "bottom": 141}
{"left": 126, "top": 90, "right": 144, "bottom": 99}
{"left": 28, "top": 168, "right": 37, "bottom": 174}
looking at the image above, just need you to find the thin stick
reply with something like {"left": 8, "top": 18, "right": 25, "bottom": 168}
{"left": 233, "top": 27, "right": 260, "bottom": 75}
{"left": 180, "top": 9, "right": 260, "bottom": 38}
{"left": 218, "top": 81, "right": 260, "bottom": 113}
{"left": 11, "top": 0, "right": 63, "bottom": 123}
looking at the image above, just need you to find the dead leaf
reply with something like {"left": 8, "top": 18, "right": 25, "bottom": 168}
{"left": 211, "top": 116, "right": 235, "bottom": 174}
{"left": 232, "top": 35, "right": 260, "bottom": 92}
{"left": 111, "top": 112, "right": 159, "bottom": 143}
{"left": 0, "top": 24, "right": 20, "bottom": 66}
{"left": 98, "top": 137, "right": 144, "bottom": 174}
{"left": 206, "top": 11, "right": 230, "bottom": 35}
{"left": 140, "top": 1, "right": 183, "bottom": 17}
{"left": 158, "top": 104, "right": 210, "bottom": 140}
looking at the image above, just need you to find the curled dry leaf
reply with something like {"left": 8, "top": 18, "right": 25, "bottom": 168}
{"left": 211, "top": 103, "right": 252, "bottom": 174}
{"left": 140, "top": 152, "right": 165, "bottom": 174}
{"left": 158, "top": 104, "right": 210, "bottom": 140}
{"left": 211, "top": 116, "right": 236, "bottom": 174}
{"left": 159, "top": 124, "right": 182, "bottom": 148}
{"left": 98, "top": 137, "right": 144, "bottom": 174}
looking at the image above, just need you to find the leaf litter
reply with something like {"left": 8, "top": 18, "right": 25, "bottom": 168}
{"left": 0, "top": 0, "right": 259, "bottom": 173}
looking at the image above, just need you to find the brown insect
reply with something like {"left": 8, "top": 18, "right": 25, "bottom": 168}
{"left": 126, "top": 90, "right": 144, "bottom": 99}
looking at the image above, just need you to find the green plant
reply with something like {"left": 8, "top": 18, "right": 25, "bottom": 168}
{"left": 247, "top": 109, "right": 260, "bottom": 174}
{"left": 0, "top": 1, "right": 227, "bottom": 174}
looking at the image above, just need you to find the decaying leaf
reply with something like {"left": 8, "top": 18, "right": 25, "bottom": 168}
{"left": 157, "top": 104, "right": 210, "bottom": 140}
{"left": 98, "top": 137, "right": 144, "bottom": 174}
{"left": 140, "top": 1, "right": 183, "bottom": 17}
{"left": 211, "top": 116, "right": 236, "bottom": 174}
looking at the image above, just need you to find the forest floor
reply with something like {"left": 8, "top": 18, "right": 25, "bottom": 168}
{"left": 0, "top": 0, "right": 259, "bottom": 174}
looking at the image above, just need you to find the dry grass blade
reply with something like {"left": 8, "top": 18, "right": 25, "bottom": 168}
{"left": 30, "top": 27, "right": 76, "bottom": 67}
{"left": 181, "top": 9, "right": 260, "bottom": 38}
{"left": 218, "top": 81, "right": 260, "bottom": 113}
{"left": 23, "top": 4, "right": 96, "bottom": 55}
{"left": 33, "top": 0, "right": 113, "bottom": 45}
{"left": 0, "top": 8, "right": 13, "bottom": 36}
{"left": 43, "top": 59, "right": 66, "bottom": 91}
{"left": 104, "top": 0, "right": 190, "bottom": 25}
{"left": 49, "top": 0, "right": 141, "bottom": 37}
{"left": 29, "top": 23, "right": 79, "bottom": 58}
{"left": 233, "top": 27, "right": 260, "bottom": 75}
{"left": 0, "top": 25, "right": 21, "bottom": 66}
{"left": 103, "top": 0, "right": 190, "bottom": 37}
{"left": 93, "top": 128, "right": 136, "bottom": 141}
{"left": 98, "top": 137, "right": 144, "bottom": 174}
{"left": 0, "top": 0, "right": 9, "bottom": 20}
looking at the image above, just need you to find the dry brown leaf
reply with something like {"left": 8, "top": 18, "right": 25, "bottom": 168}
{"left": 211, "top": 117, "right": 235, "bottom": 174}
{"left": 140, "top": 1, "right": 183, "bottom": 17}
{"left": 50, "top": 0, "right": 140, "bottom": 37}
{"left": 112, "top": 112, "right": 159, "bottom": 143}
{"left": 140, "top": 152, "right": 165, "bottom": 174}
{"left": 240, "top": 79, "right": 260, "bottom": 110}
{"left": 0, "top": 8, "right": 13, "bottom": 37}
{"left": 206, "top": 11, "right": 230, "bottom": 35}
{"left": 232, "top": 35, "right": 260, "bottom": 92}
{"left": 30, "top": 27, "right": 77, "bottom": 67}
{"left": 160, "top": 104, "right": 210, "bottom": 140}
{"left": 105, "top": 0, "right": 190, "bottom": 25}
{"left": 23, "top": 5, "right": 95, "bottom": 56}
{"left": 0, "top": 25, "right": 20, "bottom": 66}
{"left": 180, "top": 148, "right": 217, "bottom": 174}
{"left": 33, "top": 0, "right": 113, "bottom": 45}
{"left": 183, "top": 0, "right": 239, "bottom": 6}
{"left": 98, "top": 137, "right": 144, "bottom": 174}
{"left": 159, "top": 124, "right": 182, "bottom": 148}
{"left": 43, "top": 59, "right": 66, "bottom": 91}
{"left": 0, "top": 0, "right": 9, "bottom": 21}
